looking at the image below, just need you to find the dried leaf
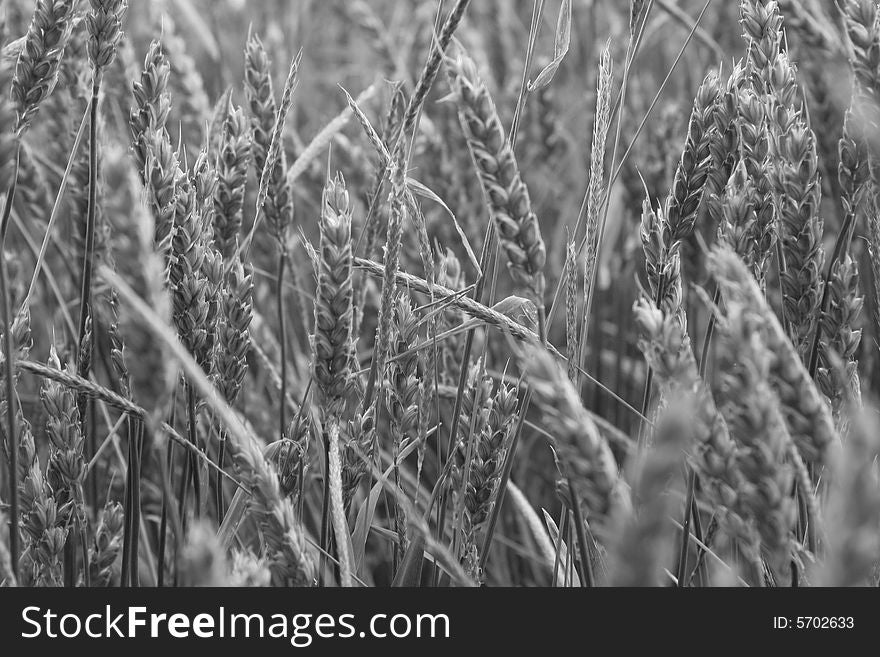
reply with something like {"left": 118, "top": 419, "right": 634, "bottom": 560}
{"left": 529, "top": 0, "right": 572, "bottom": 92}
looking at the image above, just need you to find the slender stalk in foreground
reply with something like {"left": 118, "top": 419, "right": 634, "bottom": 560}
{"left": 80, "top": 0, "right": 127, "bottom": 388}
{"left": 76, "top": 4, "right": 127, "bottom": 551}
{"left": 277, "top": 250, "right": 287, "bottom": 438}
{"left": 328, "top": 422, "right": 353, "bottom": 587}
{"left": 0, "top": 257, "right": 19, "bottom": 582}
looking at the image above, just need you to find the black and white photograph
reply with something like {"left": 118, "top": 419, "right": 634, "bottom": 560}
{"left": 0, "top": 0, "right": 877, "bottom": 649}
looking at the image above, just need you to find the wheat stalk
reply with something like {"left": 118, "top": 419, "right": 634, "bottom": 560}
{"left": 88, "top": 500, "right": 123, "bottom": 587}
{"left": 735, "top": 88, "right": 775, "bottom": 285}
{"left": 312, "top": 174, "right": 356, "bottom": 417}
{"left": 130, "top": 41, "right": 171, "bottom": 176}
{"left": 714, "top": 298, "right": 797, "bottom": 582}
{"left": 633, "top": 300, "right": 755, "bottom": 549}
{"left": 524, "top": 347, "right": 630, "bottom": 528}
{"left": 101, "top": 265, "right": 315, "bottom": 586}
{"left": 213, "top": 98, "right": 251, "bottom": 260}
{"left": 457, "top": 379, "right": 518, "bottom": 580}
{"left": 708, "top": 244, "right": 838, "bottom": 468}
{"left": 214, "top": 257, "right": 253, "bottom": 517}
{"left": 581, "top": 41, "right": 613, "bottom": 308}
{"left": 448, "top": 50, "right": 547, "bottom": 336}
{"left": 77, "top": 0, "right": 128, "bottom": 465}
{"left": 816, "top": 255, "right": 863, "bottom": 419}
{"left": 41, "top": 347, "right": 87, "bottom": 586}
{"left": 401, "top": 0, "right": 472, "bottom": 140}
{"left": 564, "top": 236, "right": 578, "bottom": 383}
{"left": 666, "top": 70, "right": 720, "bottom": 245}
{"left": 386, "top": 294, "right": 421, "bottom": 563}
{"left": 11, "top": 0, "right": 75, "bottom": 134}
{"left": 362, "top": 145, "right": 406, "bottom": 412}
{"left": 770, "top": 115, "right": 825, "bottom": 358}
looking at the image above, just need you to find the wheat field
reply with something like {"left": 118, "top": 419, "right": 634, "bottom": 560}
{"left": 0, "top": 0, "right": 878, "bottom": 589}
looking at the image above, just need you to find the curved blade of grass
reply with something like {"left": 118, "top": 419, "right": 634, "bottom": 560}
{"left": 505, "top": 480, "right": 557, "bottom": 569}
{"left": 351, "top": 436, "right": 420, "bottom": 573}
{"left": 528, "top": 0, "right": 571, "bottom": 92}
{"left": 391, "top": 532, "right": 425, "bottom": 587}
{"left": 541, "top": 507, "right": 580, "bottom": 587}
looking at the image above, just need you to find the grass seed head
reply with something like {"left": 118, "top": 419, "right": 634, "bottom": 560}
{"left": 213, "top": 97, "right": 251, "bottom": 259}
{"left": 216, "top": 257, "right": 253, "bottom": 404}
{"left": 715, "top": 299, "right": 797, "bottom": 581}
{"left": 525, "top": 347, "right": 629, "bottom": 526}
{"left": 448, "top": 50, "right": 546, "bottom": 305}
{"left": 87, "top": 0, "right": 127, "bottom": 72}
{"left": 709, "top": 244, "right": 838, "bottom": 467}
{"left": 740, "top": 0, "right": 782, "bottom": 75}
{"left": 12, "top": 0, "right": 75, "bottom": 132}
{"left": 89, "top": 500, "right": 124, "bottom": 586}
{"left": 666, "top": 70, "right": 720, "bottom": 244}
{"left": 130, "top": 40, "right": 171, "bottom": 175}
{"left": 770, "top": 115, "right": 825, "bottom": 356}
{"left": 842, "top": 0, "right": 880, "bottom": 94}
{"left": 817, "top": 255, "right": 863, "bottom": 416}
{"left": 313, "top": 173, "right": 355, "bottom": 417}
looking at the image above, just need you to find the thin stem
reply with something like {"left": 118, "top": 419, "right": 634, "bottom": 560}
{"left": 121, "top": 418, "right": 132, "bottom": 585}
{"left": 0, "top": 253, "right": 20, "bottom": 584}
{"left": 508, "top": 0, "right": 545, "bottom": 148}
{"left": 606, "top": 0, "right": 712, "bottom": 195}
{"left": 78, "top": 515, "right": 90, "bottom": 587}
{"left": 157, "top": 437, "right": 174, "bottom": 587}
{"left": 186, "top": 380, "right": 201, "bottom": 517}
{"left": 76, "top": 79, "right": 101, "bottom": 402}
{"left": 328, "top": 421, "right": 353, "bottom": 587}
{"left": 129, "top": 419, "right": 143, "bottom": 586}
{"left": 277, "top": 248, "right": 287, "bottom": 438}
{"left": 545, "top": 0, "right": 709, "bottom": 340}
{"left": 577, "top": 8, "right": 668, "bottom": 395}
{"left": 433, "top": 223, "right": 497, "bottom": 560}
{"left": 216, "top": 428, "right": 228, "bottom": 521}
{"left": 120, "top": 417, "right": 141, "bottom": 587}
{"left": 22, "top": 105, "right": 89, "bottom": 309}
{"left": 392, "top": 432, "right": 405, "bottom": 570}
{"left": 638, "top": 369, "right": 654, "bottom": 445}
{"left": 75, "top": 85, "right": 101, "bottom": 572}
{"left": 0, "top": 143, "right": 20, "bottom": 247}
{"left": 156, "top": 385, "right": 178, "bottom": 587}
{"left": 174, "top": 435, "right": 189, "bottom": 587}
{"left": 319, "top": 428, "right": 331, "bottom": 587}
